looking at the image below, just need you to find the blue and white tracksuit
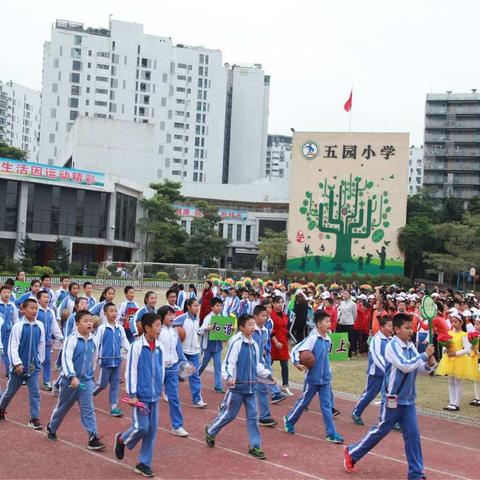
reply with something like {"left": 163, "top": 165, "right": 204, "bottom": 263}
{"left": 173, "top": 312, "right": 204, "bottom": 404}
{"left": 49, "top": 331, "right": 99, "bottom": 436}
{"left": 159, "top": 325, "right": 187, "bottom": 429}
{"left": 53, "top": 288, "right": 68, "bottom": 309}
{"left": 89, "top": 301, "right": 109, "bottom": 326}
{"left": 85, "top": 296, "right": 97, "bottom": 311}
{"left": 36, "top": 306, "right": 63, "bottom": 384}
{"left": 58, "top": 294, "right": 77, "bottom": 319}
{"left": 117, "top": 300, "right": 139, "bottom": 343}
{"left": 348, "top": 336, "right": 432, "bottom": 480}
{"left": 14, "top": 292, "right": 37, "bottom": 310}
{"left": 0, "top": 300, "right": 19, "bottom": 375}
{"left": 0, "top": 319, "right": 45, "bottom": 419}
{"left": 237, "top": 299, "right": 249, "bottom": 317}
{"left": 121, "top": 336, "right": 165, "bottom": 468}
{"left": 131, "top": 305, "right": 156, "bottom": 337}
{"left": 198, "top": 311, "right": 223, "bottom": 390}
{"left": 40, "top": 287, "right": 55, "bottom": 308}
{"left": 252, "top": 325, "right": 273, "bottom": 421}
{"left": 176, "top": 290, "right": 186, "bottom": 311}
{"left": 287, "top": 331, "right": 338, "bottom": 437}
{"left": 207, "top": 332, "right": 271, "bottom": 448}
{"left": 352, "top": 332, "right": 390, "bottom": 417}
{"left": 223, "top": 296, "right": 240, "bottom": 316}
{"left": 93, "top": 322, "right": 130, "bottom": 408}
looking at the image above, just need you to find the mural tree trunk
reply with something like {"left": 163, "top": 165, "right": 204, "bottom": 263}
{"left": 299, "top": 175, "right": 391, "bottom": 266}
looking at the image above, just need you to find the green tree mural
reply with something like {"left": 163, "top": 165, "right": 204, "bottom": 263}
{"left": 299, "top": 175, "right": 391, "bottom": 265}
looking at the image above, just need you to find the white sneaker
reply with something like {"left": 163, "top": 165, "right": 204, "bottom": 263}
{"left": 172, "top": 427, "right": 189, "bottom": 437}
{"left": 193, "top": 400, "right": 208, "bottom": 408}
{"left": 282, "top": 386, "right": 294, "bottom": 397}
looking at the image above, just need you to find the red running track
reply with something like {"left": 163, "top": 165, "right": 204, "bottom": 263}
{"left": 0, "top": 371, "right": 476, "bottom": 480}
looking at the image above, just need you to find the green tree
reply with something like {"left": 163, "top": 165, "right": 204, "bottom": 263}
{"left": 52, "top": 237, "right": 70, "bottom": 272}
{"left": 184, "top": 201, "right": 229, "bottom": 266}
{"left": 397, "top": 216, "right": 435, "bottom": 281}
{"left": 440, "top": 197, "right": 465, "bottom": 223}
{"left": 0, "top": 141, "right": 28, "bottom": 160}
{"left": 257, "top": 229, "right": 289, "bottom": 274}
{"left": 139, "top": 181, "right": 188, "bottom": 262}
{"left": 406, "top": 191, "right": 436, "bottom": 221}
{"left": 17, "top": 235, "right": 38, "bottom": 271}
{"left": 299, "top": 175, "right": 391, "bottom": 265}
{"left": 467, "top": 198, "right": 480, "bottom": 216}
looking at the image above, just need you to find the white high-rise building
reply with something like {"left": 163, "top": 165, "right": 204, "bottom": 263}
{"left": 265, "top": 134, "right": 291, "bottom": 179}
{"left": 40, "top": 19, "right": 228, "bottom": 184}
{"left": 223, "top": 64, "right": 270, "bottom": 184}
{"left": 0, "top": 81, "right": 41, "bottom": 161}
{"left": 408, "top": 145, "right": 424, "bottom": 195}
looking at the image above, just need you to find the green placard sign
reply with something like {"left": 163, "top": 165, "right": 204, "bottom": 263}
{"left": 329, "top": 332, "right": 349, "bottom": 361}
{"left": 420, "top": 295, "right": 437, "bottom": 342}
{"left": 13, "top": 281, "right": 30, "bottom": 296}
{"left": 209, "top": 315, "right": 236, "bottom": 341}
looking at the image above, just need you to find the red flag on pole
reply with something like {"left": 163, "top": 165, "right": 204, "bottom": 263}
{"left": 344, "top": 90, "right": 353, "bottom": 112}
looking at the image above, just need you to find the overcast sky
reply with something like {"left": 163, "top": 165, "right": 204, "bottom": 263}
{"left": 3, "top": 0, "right": 480, "bottom": 145}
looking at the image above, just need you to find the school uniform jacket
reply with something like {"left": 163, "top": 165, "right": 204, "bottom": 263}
{"left": 222, "top": 332, "right": 271, "bottom": 394}
{"left": 62, "top": 331, "right": 98, "bottom": 381}
{"left": 125, "top": 335, "right": 165, "bottom": 403}
{"left": 384, "top": 336, "right": 431, "bottom": 405}
{"left": 14, "top": 292, "right": 37, "bottom": 309}
{"left": 224, "top": 296, "right": 240, "bottom": 316}
{"left": 85, "top": 296, "right": 97, "bottom": 311}
{"left": 158, "top": 325, "right": 187, "bottom": 368}
{"left": 173, "top": 312, "right": 201, "bottom": 355}
{"left": 53, "top": 288, "right": 68, "bottom": 309}
{"left": 291, "top": 330, "right": 332, "bottom": 385}
{"left": 64, "top": 313, "right": 77, "bottom": 337}
{"left": 8, "top": 318, "right": 45, "bottom": 372}
{"left": 116, "top": 300, "right": 139, "bottom": 329}
{"left": 36, "top": 306, "right": 63, "bottom": 346}
{"left": 0, "top": 300, "right": 19, "bottom": 348}
{"left": 131, "top": 305, "right": 156, "bottom": 336}
{"left": 252, "top": 325, "right": 269, "bottom": 368}
{"left": 95, "top": 322, "right": 130, "bottom": 368}
{"left": 367, "top": 331, "right": 390, "bottom": 377}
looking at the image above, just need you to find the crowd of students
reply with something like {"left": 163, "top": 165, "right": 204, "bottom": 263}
{"left": 0, "top": 272, "right": 478, "bottom": 479}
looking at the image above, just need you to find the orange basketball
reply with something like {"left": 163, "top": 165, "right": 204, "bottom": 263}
{"left": 176, "top": 326, "right": 186, "bottom": 342}
{"left": 299, "top": 350, "right": 316, "bottom": 369}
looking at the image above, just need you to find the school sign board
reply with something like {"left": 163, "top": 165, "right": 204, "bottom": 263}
{"left": 287, "top": 132, "right": 409, "bottom": 275}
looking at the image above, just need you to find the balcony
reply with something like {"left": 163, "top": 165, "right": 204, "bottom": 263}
{"left": 425, "top": 105, "right": 447, "bottom": 115}
{"left": 446, "top": 105, "right": 480, "bottom": 115}
{"left": 445, "top": 146, "right": 480, "bottom": 156}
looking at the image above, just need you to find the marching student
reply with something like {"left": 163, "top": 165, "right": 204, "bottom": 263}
{"left": 198, "top": 297, "right": 225, "bottom": 393}
{"left": 0, "top": 285, "right": 19, "bottom": 378}
{"left": 238, "top": 290, "right": 250, "bottom": 317}
{"left": 252, "top": 304, "right": 278, "bottom": 427}
{"left": 5, "top": 278, "right": 16, "bottom": 302}
{"left": 224, "top": 287, "right": 240, "bottom": 316}
{"left": 176, "top": 284, "right": 187, "bottom": 311}
{"left": 131, "top": 291, "right": 157, "bottom": 337}
{"left": 174, "top": 298, "right": 207, "bottom": 408}
{"left": 90, "top": 286, "right": 116, "bottom": 326}
{"left": 343, "top": 313, "right": 436, "bottom": 479}
{"left": 351, "top": 316, "right": 393, "bottom": 425}
{"left": 284, "top": 310, "right": 344, "bottom": 444}
{"left": 158, "top": 305, "right": 189, "bottom": 437}
{"left": 0, "top": 299, "right": 45, "bottom": 429}
{"left": 117, "top": 285, "right": 139, "bottom": 343}
{"left": 205, "top": 314, "right": 273, "bottom": 460}
{"left": 47, "top": 310, "right": 105, "bottom": 450}
{"left": 166, "top": 289, "right": 183, "bottom": 313}
{"left": 40, "top": 274, "right": 55, "bottom": 308}
{"left": 114, "top": 312, "right": 165, "bottom": 478}
{"left": 15, "top": 279, "right": 41, "bottom": 309}
{"left": 58, "top": 282, "right": 81, "bottom": 320}
{"left": 188, "top": 283, "right": 197, "bottom": 300}
{"left": 93, "top": 303, "right": 130, "bottom": 417}
{"left": 53, "top": 276, "right": 70, "bottom": 309}
{"left": 83, "top": 281, "right": 97, "bottom": 310}
{"left": 36, "top": 290, "right": 63, "bottom": 391}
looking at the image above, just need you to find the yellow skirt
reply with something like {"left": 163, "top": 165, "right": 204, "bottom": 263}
{"left": 437, "top": 353, "right": 476, "bottom": 380}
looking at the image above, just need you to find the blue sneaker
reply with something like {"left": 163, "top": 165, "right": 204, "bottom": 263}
{"left": 272, "top": 392, "right": 287, "bottom": 404}
{"left": 351, "top": 413, "right": 364, "bottom": 425}
{"left": 326, "top": 432, "right": 344, "bottom": 444}
{"left": 283, "top": 415, "right": 295, "bottom": 434}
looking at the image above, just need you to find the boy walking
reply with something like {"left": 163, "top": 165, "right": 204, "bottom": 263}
{"left": 351, "top": 316, "right": 392, "bottom": 425}
{"left": 0, "top": 299, "right": 45, "bottom": 429}
{"left": 114, "top": 312, "right": 165, "bottom": 478}
{"left": 284, "top": 310, "right": 344, "bottom": 444}
{"left": 344, "top": 313, "right": 436, "bottom": 479}
{"left": 205, "top": 314, "right": 273, "bottom": 460}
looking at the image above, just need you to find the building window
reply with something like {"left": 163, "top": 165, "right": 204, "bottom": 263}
{"left": 115, "top": 192, "right": 137, "bottom": 242}
{"left": 236, "top": 224, "right": 242, "bottom": 241}
{"left": 69, "top": 98, "right": 79, "bottom": 108}
{"left": 72, "top": 60, "right": 82, "bottom": 71}
{"left": 70, "top": 110, "right": 78, "bottom": 121}
{"left": 227, "top": 224, "right": 233, "bottom": 240}
{"left": 71, "top": 85, "right": 80, "bottom": 95}
{"left": 49, "top": 133, "right": 55, "bottom": 143}
{"left": 71, "top": 48, "right": 81, "bottom": 58}
{"left": 0, "top": 180, "right": 19, "bottom": 232}
{"left": 218, "top": 223, "right": 224, "bottom": 237}
{"left": 245, "top": 225, "right": 251, "bottom": 242}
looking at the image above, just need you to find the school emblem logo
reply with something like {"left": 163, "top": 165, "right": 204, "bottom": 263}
{"left": 301, "top": 141, "right": 318, "bottom": 159}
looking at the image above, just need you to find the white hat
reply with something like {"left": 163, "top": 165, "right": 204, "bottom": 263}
{"left": 431, "top": 292, "right": 440, "bottom": 298}
{"left": 450, "top": 312, "right": 462, "bottom": 321}
{"left": 358, "top": 294, "right": 367, "bottom": 300}
{"left": 463, "top": 310, "right": 472, "bottom": 317}
{"left": 368, "top": 294, "right": 375, "bottom": 300}
{"left": 448, "top": 307, "right": 458, "bottom": 315}
{"left": 321, "top": 291, "right": 331, "bottom": 300}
